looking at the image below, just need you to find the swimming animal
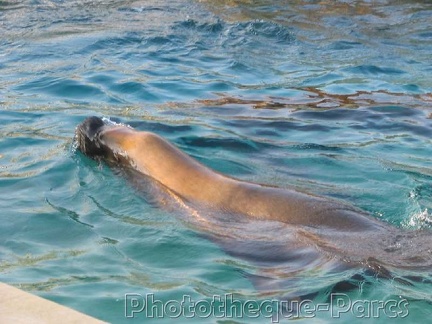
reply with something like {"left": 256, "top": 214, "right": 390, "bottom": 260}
{"left": 75, "top": 116, "right": 432, "bottom": 286}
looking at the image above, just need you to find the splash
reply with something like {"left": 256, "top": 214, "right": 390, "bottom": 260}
{"left": 407, "top": 209, "right": 432, "bottom": 229}
{"left": 101, "top": 116, "right": 131, "bottom": 128}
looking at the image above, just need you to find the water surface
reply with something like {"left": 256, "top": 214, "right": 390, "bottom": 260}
{"left": 1, "top": 0, "right": 432, "bottom": 322}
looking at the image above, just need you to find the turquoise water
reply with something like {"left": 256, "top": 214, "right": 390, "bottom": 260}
{"left": 1, "top": 0, "right": 432, "bottom": 322}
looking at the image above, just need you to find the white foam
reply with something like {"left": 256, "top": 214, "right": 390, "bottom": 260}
{"left": 101, "top": 117, "right": 132, "bottom": 128}
{"left": 407, "top": 208, "right": 432, "bottom": 228}
{"left": 101, "top": 116, "right": 118, "bottom": 126}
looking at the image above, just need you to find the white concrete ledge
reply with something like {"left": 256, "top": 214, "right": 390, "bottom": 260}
{"left": 0, "top": 282, "right": 106, "bottom": 323}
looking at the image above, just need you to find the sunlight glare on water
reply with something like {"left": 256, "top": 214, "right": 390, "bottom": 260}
{"left": 1, "top": 0, "right": 432, "bottom": 322}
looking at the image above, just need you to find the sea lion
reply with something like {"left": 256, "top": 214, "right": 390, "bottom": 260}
{"left": 75, "top": 116, "right": 432, "bottom": 274}
{"left": 76, "top": 117, "right": 382, "bottom": 230}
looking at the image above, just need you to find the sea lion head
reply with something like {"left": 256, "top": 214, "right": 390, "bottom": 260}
{"left": 75, "top": 116, "right": 109, "bottom": 159}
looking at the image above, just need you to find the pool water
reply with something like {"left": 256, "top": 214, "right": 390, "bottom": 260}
{"left": 1, "top": 0, "right": 432, "bottom": 322}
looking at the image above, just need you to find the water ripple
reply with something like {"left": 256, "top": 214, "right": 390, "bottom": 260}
{"left": 1, "top": 0, "right": 432, "bottom": 323}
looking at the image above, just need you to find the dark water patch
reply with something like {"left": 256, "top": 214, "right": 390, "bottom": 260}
{"left": 199, "top": 104, "right": 250, "bottom": 116}
{"left": 178, "top": 136, "right": 262, "bottom": 153}
{"left": 228, "top": 20, "right": 295, "bottom": 44}
{"left": 0, "top": 0, "right": 16, "bottom": 6}
{"left": 85, "top": 73, "right": 119, "bottom": 86}
{"left": 328, "top": 40, "right": 363, "bottom": 50}
{"left": 294, "top": 106, "right": 426, "bottom": 126}
{"left": 147, "top": 80, "right": 207, "bottom": 101}
{"left": 343, "top": 65, "right": 407, "bottom": 76}
{"left": 170, "top": 17, "right": 296, "bottom": 77}
{"left": 220, "top": 119, "right": 334, "bottom": 133}
{"left": 127, "top": 120, "right": 194, "bottom": 134}
{"left": 417, "top": 31, "right": 432, "bottom": 39}
{"left": 411, "top": 9, "right": 432, "bottom": 18}
{"left": 109, "top": 81, "right": 159, "bottom": 102}
{"left": 218, "top": 119, "right": 267, "bottom": 129}
{"left": 254, "top": 129, "right": 280, "bottom": 137}
{"left": 322, "top": 15, "right": 356, "bottom": 29}
{"left": 225, "top": 60, "right": 252, "bottom": 74}
{"left": 294, "top": 143, "right": 344, "bottom": 152}
{"left": 79, "top": 33, "right": 144, "bottom": 54}
{"left": 271, "top": 121, "right": 333, "bottom": 133}
{"left": 50, "top": 14, "right": 95, "bottom": 25}
{"left": 369, "top": 105, "right": 422, "bottom": 118}
{"left": 145, "top": 35, "right": 180, "bottom": 47}
{"left": 174, "top": 19, "right": 224, "bottom": 34}
{"left": 402, "top": 84, "right": 422, "bottom": 92}
{"left": 204, "top": 81, "right": 234, "bottom": 92}
{"left": 111, "top": 81, "right": 144, "bottom": 94}
{"left": 351, "top": 120, "right": 432, "bottom": 138}
{"left": 0, "top": 110, "right": 47, "bottom": 125}
{"left": 174, "top": 19, "right": 294, "bottom": 45}
{"left": 0, "top": 0, "right": 26, "bottom": 11}
{"left": 293, "top": 108, "right": 369, "bottom": 121}
{"left": 14, "top": 77, "right": 109, "bottom": 102}
{"left": 302, "top": 72, "right": 344, "bottom": 87}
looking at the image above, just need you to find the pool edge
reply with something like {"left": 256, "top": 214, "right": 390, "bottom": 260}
{"left": 0, "top": 282, "right": 106, "bottom": 323}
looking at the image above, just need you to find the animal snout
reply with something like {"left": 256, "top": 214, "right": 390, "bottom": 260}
{"left": 75, "top": 116, "right": 106, "bottom": 157}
